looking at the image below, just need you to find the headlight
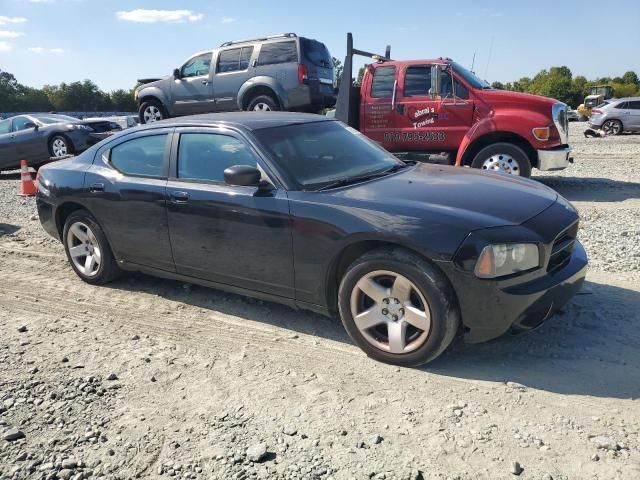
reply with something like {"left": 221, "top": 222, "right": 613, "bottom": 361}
{"left": 67, "top": 124, "right": 93, "bottom": 131}
{"left": 474, "top": 243, "right": 540, "bottom": 278}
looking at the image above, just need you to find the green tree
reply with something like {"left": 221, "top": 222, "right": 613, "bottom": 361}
{"left": 332, "top": 57, "right": 343, "bottom": 86}
{"left": 622, "top": 71, "right": 639, "bottom": 85}
{"left": 490, "top": 81, "right": 505, "bottom": 90}
{"left": 109, "top": 89, "right": 136, "bottom": 112}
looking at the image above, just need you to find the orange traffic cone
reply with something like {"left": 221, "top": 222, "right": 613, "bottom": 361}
{"left": 19, "top": 160, "right": 37, "bottom": 196}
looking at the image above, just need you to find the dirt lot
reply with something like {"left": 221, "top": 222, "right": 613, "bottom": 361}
{"left": 1, "top": 125, "right": 639, "bottom": 480}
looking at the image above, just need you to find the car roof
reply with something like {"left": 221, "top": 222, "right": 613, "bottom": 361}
{"left": 143, "top": 112, "right": 333, "bottom": 132}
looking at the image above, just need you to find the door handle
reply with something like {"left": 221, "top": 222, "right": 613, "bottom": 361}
{"left": 170, "top": 191, "right": 190, "bottom": 203}
{"left": 201, "top": 80, "right": 210, "bottom": 85}
{"left": 89, "top": 183, "right": 105, "bottom": 193}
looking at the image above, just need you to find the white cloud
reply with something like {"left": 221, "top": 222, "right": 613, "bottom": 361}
{"left": 0, "top": 16, "right": 28, "bottom": 25}
{"left": 0, "top": 41, "right": 12, "bottom": 52}
{"left": 220, "top": 17, "right": 236, "bottom": 24}
{"left": 115, "top": 9, "right": 203, "bottom": 24}
{"left": 50, "top": 48, "right": 64, "bottom": 53}
{"left": 0, "top": 30, "right": 24, "bottom": 38}
{"left": 488, "top": 12, "right": 504, "bottom": 17}
{"left": 28, "top": 46, "right": 45, "bottom": 53}
{"left": 28, "top": 46, "right": 63, "bottom": 53}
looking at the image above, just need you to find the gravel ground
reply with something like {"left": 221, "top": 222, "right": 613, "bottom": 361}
{"left": 0, "top": 123, "right": 639, "bottom": 480}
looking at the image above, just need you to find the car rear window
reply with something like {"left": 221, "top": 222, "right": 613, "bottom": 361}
{"left": 300, "top": 38, "right": 332, "bottom": 68}
{"left": 614, "top": 102, "right": 628, "bottom": 109}
{"left": 110, "top": 134, "right": 168, "bottom": 177}
{"left": 257, "top": 41, "right": 297, "bottom": 66}
{"left": 371, "top": 66, "right": 396, "bottom": 98}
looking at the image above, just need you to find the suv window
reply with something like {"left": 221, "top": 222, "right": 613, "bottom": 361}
{"left": 257, "top": 41, "right": 297, "bottom": 66}
{"left": 12, "top": 116, "right": 34, "bottom": 131}
{"left": 404, "top": 66, "right": 430, "bottom": 97}
{"left": 181, "top": 53, "right": 212, "bottom": 78}
{"left": 614, "top": 101, "right": 628, "bottom": 109}
{"left": 110, "top": 134, "right": 168, "bottom": 177}
{"left": 300, "top": 38, "right": 332, "bottom": 68}
{"left": 217, "top": 46, "right": 254, "bottom": 73}
{"left": 371, "top": 66, "right": 396, "bottom": 98}
{"left": 0, "top": 119, "right": 10, "bottom": 135}
{"left": 627, "top": 101, "right": 640, "bottom": 109}
{"left": 178, "top": 133, "right": 258, "bottom": 182}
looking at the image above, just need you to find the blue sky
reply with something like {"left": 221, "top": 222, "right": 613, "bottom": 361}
{"left": 1, "top": 0, "right": 639, "bottom": 91}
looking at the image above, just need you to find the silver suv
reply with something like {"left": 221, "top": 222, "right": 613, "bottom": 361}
{"left": 135, "top": 33, "right": 336, "bottom": 124}
{"left": 588, "top": 97, "right": 640, "bottom": 135}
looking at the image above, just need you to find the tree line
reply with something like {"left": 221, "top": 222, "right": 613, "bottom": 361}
{"left": 0, "top": 69, "right": 137, "bottom": 114}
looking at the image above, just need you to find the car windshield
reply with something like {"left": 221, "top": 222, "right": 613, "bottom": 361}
{"left": 253, "top": 121, "right": 404, "bottom": 190}
{"left": 32, "top": 114, "right": 80, "bottom": 124}
{"left": 451, "top": 62, "right": 491, "bottom": 89}
{"left": 301, "top": 38, "right": 332, "bottom": 69}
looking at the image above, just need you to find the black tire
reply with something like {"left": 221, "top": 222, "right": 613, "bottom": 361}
{"left": 139, "top": 99, "right": 166, "bottom": 124}
{"left": 602, "top": 119, "right": 623, "bottom": 136}
{"left": 338, "top": 248, "right": 459, "bottom": 366}
{"left": 471, "top": 142, "right": 532, "bottom": 178}
{"left": 49, "top": 135, "right": 72, "bottom": 159}
{"left": 247, "top": 94, "right": 280, "bottom": 112}
{"left": 62, "top": 210, "right": 121, "bottom": 285}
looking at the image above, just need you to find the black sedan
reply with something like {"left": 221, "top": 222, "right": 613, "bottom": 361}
{"left": 36, "top": 113, "right": 588, "bottom": 366}
{"left": 0, "top": 114, "right": 118, "bottom": 171}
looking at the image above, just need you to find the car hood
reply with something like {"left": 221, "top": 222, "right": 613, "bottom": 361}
{"left": 328, "top": 163, "right": 558, "bottom": 231}
{"left": 477, "top": 89, "right": 558, "bottom": 109}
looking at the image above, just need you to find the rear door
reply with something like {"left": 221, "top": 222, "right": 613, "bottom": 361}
{"left": 0, "top": 119, "right": 16, "bottom": 169}
{"left": 626, "top": 100, "right": 640, "bottom": 128}
{"left": 171, "top": 52, "right": 215, "bottom": 115}
{"left": 213, "top": 46, "right": 255, "bottom": 111}
{"left": 253, "top": 40, "right": 299, "bottom": 96}
{"left": 83, "top": 128, "right": 175, "bottom": 272}
{"left": 165, "top": 127, "right": 294, "bottom": 298}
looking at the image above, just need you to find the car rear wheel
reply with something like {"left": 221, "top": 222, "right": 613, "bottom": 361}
{"left": 247, "top": 95, "right": 280, "bottom": 112}
{"left": 602, "top": 119, "right": 623, "bottom": 136}
{"left": 471, "top": 142, "right": 532, "bottom": 178}
{"left": 139, "top": 100, "right": 166, "bottom": 124}
{"left": 49, "top": 135, "right": 71, "bottom": 158}
{"left": 338, "top": 248, "right": 459, "bottom": 366}
{"left": 63, "top": 210, "right": 120, "bottom": 285}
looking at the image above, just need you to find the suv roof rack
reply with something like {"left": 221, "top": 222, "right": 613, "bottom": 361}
{"left": 220, "top": 33, "right": 297, "bottom": 48}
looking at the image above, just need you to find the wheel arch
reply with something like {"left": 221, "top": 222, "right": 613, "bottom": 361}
{"left": 460, "top": 131, "right": 538, "bottom": 169}
{"left": 48, "top": 132, "right": 75, "bottom": 155}
{"left": 325, "top": 239, "right": 457, "bottom": 316}
{"left": 55, "top": 202, "right": 95, "bottom": 240}
{"left": 237, "top": 78, "right": 285, "bottom": 110}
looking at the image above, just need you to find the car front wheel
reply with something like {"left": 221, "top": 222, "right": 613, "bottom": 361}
{"left": 49, "top": 135, "right": 71, "bottom": 158}
{"left": 139, "top": 100, "right": 166, "bottom": 124}
{"left": 63, "top": 210, "right": 120, "bottom": 285}
{"left": 338, "top": 248, "right": 459, "bottom": 366}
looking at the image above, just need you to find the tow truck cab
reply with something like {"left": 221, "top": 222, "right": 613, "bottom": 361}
{"left": 336, "top": 34, "right": 573, "bottom": 177}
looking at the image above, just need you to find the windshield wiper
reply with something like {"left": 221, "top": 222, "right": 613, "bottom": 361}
{"left": 315, "top": 163, "right": 409, "bottom": 191}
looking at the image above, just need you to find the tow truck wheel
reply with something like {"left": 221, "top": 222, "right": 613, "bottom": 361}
{"left": 471, "top": 143, "right": 532, "bottom": 178}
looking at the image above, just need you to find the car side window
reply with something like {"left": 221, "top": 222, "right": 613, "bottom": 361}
{"left": 614, "top": 102, "right": 628, "bottom": 109}
{"left": 110, "top": 134, "right": 168, "bottom": 177}
{"left": 217, "top": 46, "right": 254, "bottom": 73}
{"left": 371, "top": 66, "right": 396, "bottom": 98}
{"left": 627, "top": 101, "right": 640, "bottom": 109}
{"left": 0, "top": 119, "right": 11, "bottom": 135}
{"left": 257, "top": 41, "right": 297, "bottom": 66}
{"left": 404, "top": 66, "right": 430, "bottom": 97}
{"left": 12, "top": 116, "right": 33, "bottom": 132}
{"left": 178, "top": 133, "right": 258, "bottom": 183}
{"left": 181, "top": 53, "right": 212, "bottom": 78}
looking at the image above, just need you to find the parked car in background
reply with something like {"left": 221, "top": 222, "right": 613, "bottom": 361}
{"left": 0, "top": 114, "right": 105, "bottom": 171}
{"left": 36, "top": 112, "right": 587, "bottom": 366}
{"left": 134, "top": 33, "right": 336, "bottom": 124}
{"left": 83, "top": 115, "right": 139, "bottom": 130}
{"left": 588, "top": 97, "right": 640, "bottom": 135}
{"left": 567, "top": 109, "right": 580, "bottom": 122}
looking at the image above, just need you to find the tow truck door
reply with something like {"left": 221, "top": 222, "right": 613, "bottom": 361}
{"left": 393, "top": 64, "right": 474, "bottom": 151}
{"left": 360, "top": 64, "right": 398, "bottom": 148}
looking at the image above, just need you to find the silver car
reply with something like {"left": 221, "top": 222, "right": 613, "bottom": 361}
{"left": 588, "top": 97, "right": 640, "bottom": 135}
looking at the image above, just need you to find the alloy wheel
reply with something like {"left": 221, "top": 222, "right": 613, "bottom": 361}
{"left": 481, "top": 153, "right": 521, "bottom": 175}
{"left": 52, "top": 138, "right": 68, "bottom": 157}
{"left": 66, "top": 221, "right": 101, "bottom": 277}
{"left": 143, "top": 105, "right": 163, "bottom": 123}
{"left": 602, "top": 120, "right": 621, "bottom": 135}
{"left": 252, "top": 102, "right": 272, "bottom": 112}
{"left": 349, "top": 270, "right": 431, "bottom": 354}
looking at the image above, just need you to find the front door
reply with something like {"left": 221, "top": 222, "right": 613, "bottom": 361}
{"left": 171, "top": 52, "right": 215, "bottom": 116}
{"left": 11, "top": 116, "right": 47, "bottom": 163}
{"left": 166, "top": 128, "right": 294, "bottom": 298}
{"left": 82, "top": 128, "right": 175, "bottom": 272}
{"left": 213, "top": 46, "right": 255, "bottom": 111}
{"left": 394, "top": 64, "right": 474, "bottom": 151}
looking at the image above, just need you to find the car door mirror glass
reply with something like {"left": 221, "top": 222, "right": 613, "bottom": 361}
{"left": 173, "top": 68, "right": 181, "bottom": 79}
{"left": 24, "top": 122, "right": 38, "bottom": 130}
{"left": 224, "top": 165, "right": 261, "bottom": 186}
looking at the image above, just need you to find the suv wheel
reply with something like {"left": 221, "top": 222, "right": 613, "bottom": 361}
{"left": 139, "top": 100, "right": 166, "bottom": 124}
{"left": 247, "top": 95, "right": 280, "bottom": 112}
{"left": 602, "top": 119, "right": 623, "bottom": 136}
{"left": 63, "top": 210, "right": 120, "bottom": 285}
{"left": 471, "top": 142, "right": 532, "bottom": 178}
{"left": 338, "top": 248, "right": 459, "bottom": 366}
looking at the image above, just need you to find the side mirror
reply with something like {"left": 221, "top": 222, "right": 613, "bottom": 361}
{"left": 224, "top": 165, "right": 261, "bottom": 187}
{"left": 25, "top": 122, "right": 38, "bottom": 130}
{"left": 430, "top": 64, "right": 442, "bottom": 98}
{"left": 173, "top": 68, "right": 181, "bottom": 80}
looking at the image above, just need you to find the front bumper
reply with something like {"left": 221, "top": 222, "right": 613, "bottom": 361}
{"left": 537, "top": 145, "right": 573, "bottom": 171}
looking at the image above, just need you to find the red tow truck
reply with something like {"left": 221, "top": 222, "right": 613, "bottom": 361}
{"left": 335, "top": 34, "right": 573, "bottom": 178}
